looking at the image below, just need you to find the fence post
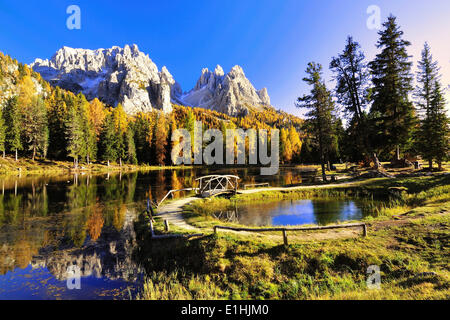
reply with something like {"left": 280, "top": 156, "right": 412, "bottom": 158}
{"left": 362, "top": 224, "right": 367, "bottom": 237}
{"left": 164, "top": 219, "right": 170, "bottom": 232}
{"left": 149, "top": 220, "right": 155, "bottom": 238}
{"left": 214, "top": 226, "right": 218, "bottom": 234}
{"left": 282, "top": 229, "right": 288, "bottom": 246}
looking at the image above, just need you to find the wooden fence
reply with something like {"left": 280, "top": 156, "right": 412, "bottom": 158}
{"left": 243, "top": 182, "right": 270, "bottom": 189}
{"left": 213, "top": 223, "right": 367, "bottom": 245}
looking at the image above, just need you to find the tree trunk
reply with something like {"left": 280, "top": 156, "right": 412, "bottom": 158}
{"left": 32, "top": 147, "right": 36, "bottom": 161}
{"left": 119, "top": 158, "right": 122, "bottom": 167}
{"left": 87, "top": 154, "right": 90, "bottom": 166}
{"left": 2, "top": 150, "right": 4, "bottom": 159}
{"left": 15, "top": 149, "right": 17, "bottom": 162}
{"left": 373, "top": 153, "right": 381, "bottom": 170}
{"left": 396, "top": 145, "right": 400, "bottom": 161}
{"left": 428, "top": 159, "right": 433, "bottom": 170}
{"left": 438, "top": 161, "right": 442, "bottom": 171}
{"left": 107, "top": 160, "right": 110, "bottom": 167}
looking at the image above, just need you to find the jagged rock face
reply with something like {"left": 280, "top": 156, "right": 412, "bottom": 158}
{"left": 177, "top": 65, "right": 271, "bottom": 116}
{"left": 31, "top": 45, "right": 271, "bottom": 116}
{"left": 31, "top": 44, "right": 174, "bottom": 114}
{"left": 30, "top": 208, "right": 143, "bottom": 282}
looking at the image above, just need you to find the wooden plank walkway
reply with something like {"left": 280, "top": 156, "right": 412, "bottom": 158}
{"left": 155, "top": 197, "right": 201, "bottom": 231}
{"left": 153, "top": 180, "right": 371, "bottom": 243}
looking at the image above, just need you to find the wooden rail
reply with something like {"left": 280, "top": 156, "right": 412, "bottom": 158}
{"left": 149, "top": 220, "right": 203, "bottom": 239}
{"left": 213, "top": 223, "right": 367, "bottom": 245}
{"left": 196, "top": 175, "right": 239, "bottom": 197}
{"left": 157, "top": 188, "right": 198, "bottom": 207}
{"left": 243, "top": 182, "right": 270, "bottom": 189}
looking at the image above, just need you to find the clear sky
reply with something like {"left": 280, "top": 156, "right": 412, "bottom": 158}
{"left": 1, "top": 0, "right": 449, "bottom": 116}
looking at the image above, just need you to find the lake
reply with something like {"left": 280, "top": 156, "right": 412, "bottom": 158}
{"left": 212, "top": 198, "right": 378, "bottom": 227}
{"left": 0, "top": 166, "right": 317, "bottom": 299}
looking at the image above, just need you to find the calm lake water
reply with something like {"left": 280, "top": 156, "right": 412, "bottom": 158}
{"left": 213, "top": 199, "right": 378, "bottom": 227}
{"left": 0, "top": 166, "right": 316, "bottom": 300}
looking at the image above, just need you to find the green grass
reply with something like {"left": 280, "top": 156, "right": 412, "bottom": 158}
{"left": 135, "top": 212, "right": 449, "bottom": 300}
{"left": 135, "top": 174, "right": 450, "bottom": 300}
{"left": 183, "top": 175, "right": 450, "bottom": 229}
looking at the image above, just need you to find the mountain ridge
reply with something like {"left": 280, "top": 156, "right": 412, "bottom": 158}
{"left": 31, "top": 44, "right": 272, "bottom": 116}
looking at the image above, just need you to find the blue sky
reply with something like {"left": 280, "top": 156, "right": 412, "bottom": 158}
{"left": 1, "top": 0, "right": 449, "bottom": 116}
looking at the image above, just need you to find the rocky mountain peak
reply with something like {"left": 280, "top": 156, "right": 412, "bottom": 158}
{"left": 180, "top": 64, "right": 271, "bottom": 116}
{"left": 214, "top": 65, "right": 224, "bottom": 77}
{"left": 31, "top": 45, "right": 272, "bottom": 116}
{"left": 31, "top": 44, "right": 174, "bottom": 114}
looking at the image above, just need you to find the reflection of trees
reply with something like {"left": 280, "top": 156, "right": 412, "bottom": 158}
{"left": 113, "top": 205, "right": 127, "bottom": 232}
{"left": 312, "top": 200, "right": 347, "bottom": 225}
{"left": 31, "top": 208, "right": 143, "bottom": 282}
{"left": 86, "top": 205, "right": 104, "bottom": 241}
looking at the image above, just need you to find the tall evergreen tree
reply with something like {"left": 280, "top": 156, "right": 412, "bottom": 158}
{"left": 47, "top": 88, "right": 69, "bottom": 159}
{"left": 296, "top": 62, "right": 337, "bottom": 181}
{"left": 4, "top": 96, "right": 23, "bottom": 161}
{"left": 65, "top": 100, "right": 84, "bottom": 168}
{"left": 330, "top": 36, "right": 371, "bottom": 162}
{"left": 417, "top": 80, "right": 449, "bottom": 170}
{"left": 22, "top": 97, "right": 49, "bottom": 160}
{"left": 133, "top": 113, "right": 153, "bottom": 164}
{"left": 99, "top": 113, "right": 118, "bottom": 166}
{"left": 125, "top": 126, "right": 137, "bottom": 164}
{"left": 368, "top": 15, "right": 415, "bottom": 161}
{"left": 415, "top": 43, "right": 441, "bottom": 169}
{"left": 415, "top": 43, "right": 440, "bottom": 116}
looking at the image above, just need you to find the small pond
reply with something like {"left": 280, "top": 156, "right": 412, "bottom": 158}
{"left": 213, "top": 199, "right": 380, "bottom": 226}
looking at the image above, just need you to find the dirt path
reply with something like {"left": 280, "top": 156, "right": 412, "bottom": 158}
{"left": 155, "top": 197, "right": 200, "bottom": 231}
{"left": 240, "top": 181, "right": 361, "bottom": 195}
{"left": 155, "top": 180, "right": 368, "bottom": 240}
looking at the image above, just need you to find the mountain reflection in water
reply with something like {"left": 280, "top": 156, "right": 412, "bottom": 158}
{"left": 0, "top": 167, "right": 316, "bottom": 299}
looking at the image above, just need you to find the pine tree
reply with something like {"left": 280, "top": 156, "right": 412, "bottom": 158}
{"left": 47, "top": 88, "right": 69, "bottom": 159}
{"left": 414, "top": 43, "right": 446, "bottom": 170}
{"left": 22, "top": 97, "right": 49, "bottom": 160}
{"left": 296, "top": 62, "right": 336, "bottom": 181}
{"left": 417, "top": 80, "right": 449, "bottom": 170}
{"left": 125, "top": 126, "right": 137, "bottom": 164}
{"left": 65, "top": 100, "right": 84, "bottom": 168}
{"left": 99, "top": 113, "right": 118, "bottom": 166}
{"left": 133, "top": 113, "right": 153, "bottom": 164}
{"left": 330, "top": 36, "right": 371, "bottom": 162}
{"left": 369, "top": 15, "right": 415, "bottom": 161}
{"left": 4, "top": 96, "right": 23, "bottom": 161}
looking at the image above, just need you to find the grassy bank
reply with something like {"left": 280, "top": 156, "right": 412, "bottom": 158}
{"left": 184, "top": 174, "right": 450, "bottom": 229}
{"left": 0, "top": 156, "right": 192, "bottom": 175}
{"left": 135, "top": 174, "right": 450, "bottom": 300}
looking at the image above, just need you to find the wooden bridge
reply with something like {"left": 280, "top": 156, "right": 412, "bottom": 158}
{"left": 156, "top": 175, "right": 240, "bottom": 208}
{"left": 195, "top": 175, "right": 240, "bottom": 198}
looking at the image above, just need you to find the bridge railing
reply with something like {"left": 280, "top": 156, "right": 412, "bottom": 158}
{"left": 157, "top": 188, "right": 198, "bottom": 207}
{"left": 196, "top": 175, "right": 240, "bottom": 197}
{"left": 243, "top": 182, "right": 270, "bottom": 189}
